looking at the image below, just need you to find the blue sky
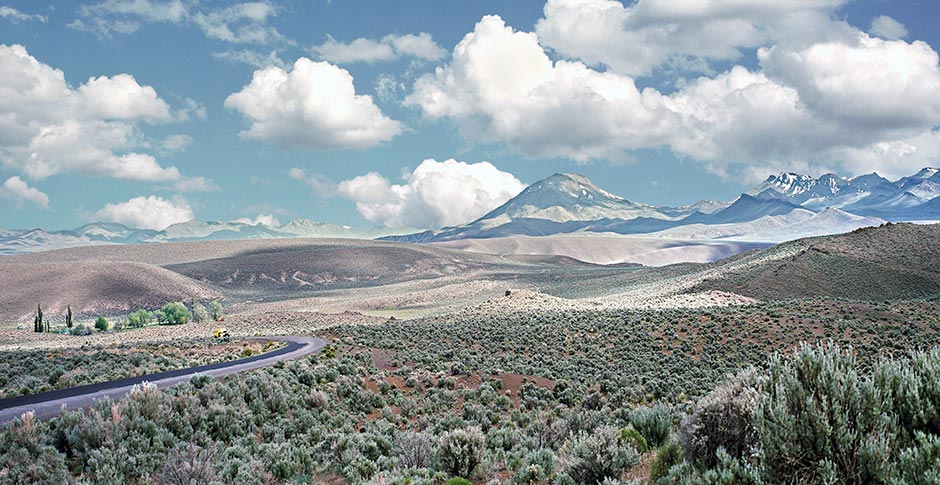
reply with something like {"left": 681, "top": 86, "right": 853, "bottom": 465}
{"left": 1, "top": 0, "right": 939, "bottom": 231}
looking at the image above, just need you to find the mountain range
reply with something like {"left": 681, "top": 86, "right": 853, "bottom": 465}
{"left": 0, "top": 220, "right": 414, "bottom": 256}
{"left": 2, "top": 168, "right": 938, "bottom": 256}
{"left": 383, "top": 168, "right": 940, "bottom": 244}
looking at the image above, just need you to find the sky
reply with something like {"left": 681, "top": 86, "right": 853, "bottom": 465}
{"left": 1, "top": 0, "right": 939, "bottom": 231}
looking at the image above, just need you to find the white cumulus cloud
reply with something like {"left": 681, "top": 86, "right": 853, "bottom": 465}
{"left": 225, "top": 57, "right": 402, "bottom": 149}
{"left": 311, "top": 32, "right": 445, "bottom": 64}
{"left": 408, "top": 14, "right": 940, "bottom": 180}
{"left": 759, "top": 34, "right": 940, "bottom": 129}
{"left": 0, "top": 44, "right": 211, "bottom": 189}
{"left": 870, "top": 15, "right": 908, "bottom": 40}
{"left": 0, "top": 176, "right": 49, "bottom": 209}
{"left": 406, "top": 16, "right": 672, "bottom": 162}
{"left": 337, "top": 159, "right": 526, "bottom": 229}
{"left": 233, "top": 213, "right": 280, "bottom": 226}
{"left": 95, "top": 195, "right": 193, "bottom": 230}
{"left": 534, "top": 0, "right": 849, "bottom": 77}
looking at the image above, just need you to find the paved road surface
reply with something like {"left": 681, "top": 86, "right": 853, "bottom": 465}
{"left": 0, "top": 336, "right": 328, "bottom": 424}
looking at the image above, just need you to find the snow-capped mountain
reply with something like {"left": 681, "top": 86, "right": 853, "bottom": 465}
{"left": 386, "top": 169, "right": 940, "bottom": 244}
{"left": 384, "top": 174, "right": 828, "bottom": 242}
{"left": 749, "top": 171, "right": 895, "bottom": 210}
{"left": 660, "top": 199, "right": 731, "bottom": 217}
{"left": 277, "top": 219, "right": 410, "bottom": 239}
{"left": 7, "top": 168, "right": 937, "bottom": 256}
{"left": 750, "top": 168, "right": 940, "bottom": 220}
{"left": 0, "top": 219, "right": 413, "bottom": 255}
{"left": 477, "top": 173, "right": 672, "bottom": 223}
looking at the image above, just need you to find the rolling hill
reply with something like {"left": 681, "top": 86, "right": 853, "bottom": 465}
{"left": 691, "top": 223, "right": 940, "bottom": 300}
{"left": 0, "top": 238, "right": 633, "bottom": 323}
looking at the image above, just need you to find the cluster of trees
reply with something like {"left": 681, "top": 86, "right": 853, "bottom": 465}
{"left": 138, "top": 300, "right": 224, "bottom": 326}
{"left": 32, "top": 304, "right": 47, "bottom": 333}
{"left": 29, "top": 300, "right": 225, "bottom": 335}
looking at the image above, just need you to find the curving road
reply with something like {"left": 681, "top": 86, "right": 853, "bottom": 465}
{"left": 0, "top": 336, "right": 329, "bottom": 424}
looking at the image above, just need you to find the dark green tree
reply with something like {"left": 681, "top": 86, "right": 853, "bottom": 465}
{"left": 33, "top": 304, "right": 43, "bottom": 333}
{"left": 66, "top": 305, "right": 73, "bottom": 329}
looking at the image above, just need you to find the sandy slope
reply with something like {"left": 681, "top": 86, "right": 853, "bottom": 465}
{"left": 430, "top": 234, "right": 771, "bottom": 266}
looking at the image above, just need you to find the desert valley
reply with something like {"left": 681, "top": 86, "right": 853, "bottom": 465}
{"left": 3, "top": 169, "right": 940, "bottom": 483}
{"left": 4, "top": 0, "right": 940, "bottom": 483}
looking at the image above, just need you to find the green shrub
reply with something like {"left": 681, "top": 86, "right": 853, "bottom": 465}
{"left": 513, "top": 448, "right": 554, "bottom": 483}
{"left": 874, "top": 348, "right": 940, "bottom": 443}
{"left": 564, "top": 426, "right": 639, "bottom": 484}
{"left": 663, "top": 447, "right": 762, "bottom": 484}
{"left": 630, "top": 404, "right": 672, "bottom": 448}
{"left": 439, "top": 427, "right": 484, "bottom": 479}
{"left": 620, "top": 426, "right": 649, "bottom": 453}
{"left": 895, "top": 431, "right": 940, "bottom": 484}
{"left": 70, "top": 324, "right": 92, "bottom": 336}
{"left": 157, "top": 444, "right": 217, "bottom": 485}
{"left": 395, "top": 431, "right": 434, "bottom": 470}
{"left": 94, "top": 316, "right": 109, "bottom": 331}
{"left": 0, "top": 412, "right": 70, "bottom": 482}
{"left": 650, "top": 443, "right": 682, "bottom": 483}
{"left": 680, "top": 368, "right": 763, "bottom": 467}
{"left": 444, "top": 478, "right": 472, "bottom": 485}
{"left": 755, "top": 343, "right": 891, "bottom": 483}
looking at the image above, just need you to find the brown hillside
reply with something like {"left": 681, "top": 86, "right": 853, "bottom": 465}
{"left": 692, "top": 223, "right": 940, "bottom": 300}
{"left": 0, "top": 261, "right": 221, "bottom": 323}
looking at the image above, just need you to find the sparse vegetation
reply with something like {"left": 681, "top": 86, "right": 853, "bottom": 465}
{"left": 69, "top": 324, "right": 92, "bottom": 337}
{"left": 0, "top": 339, "right": 284, "bottom": 398}
{"left": 0, "top": 295, "right": 938, "bottom": 484}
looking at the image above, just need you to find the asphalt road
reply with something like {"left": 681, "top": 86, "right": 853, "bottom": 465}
{"left": 0, "top": 336, "right": 329, "bottom": 424}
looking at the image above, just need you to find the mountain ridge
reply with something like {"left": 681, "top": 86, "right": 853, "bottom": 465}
{"left": 5, "top": 168, "right": 939, "bottom": 256}
{"left": 0, "top": 219, "right": 416, "bottom": 256}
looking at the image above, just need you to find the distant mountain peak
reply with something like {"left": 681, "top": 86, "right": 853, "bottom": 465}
{"left": 754, "top": 172, "right": 824, "bottom": 198}
{"left": 532, "top": 173, "right": 626, "bottom": 202}
{"left": 472, "top": 172, "right": 665, "bottom": 224}
{"left": 913, "top": 167, "right": 940, "bottom": 178}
